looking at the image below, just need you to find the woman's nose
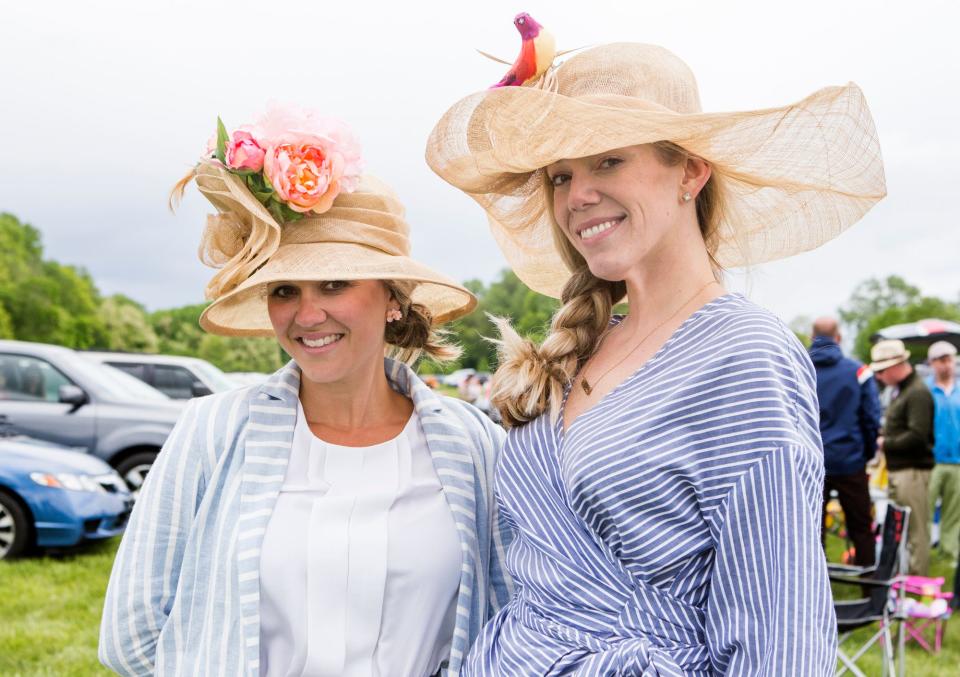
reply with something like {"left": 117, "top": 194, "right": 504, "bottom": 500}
{"left": 566, "top": 174, "right": 600, "bottom": 212}
{"left": 294, "top": 290, "right": 329, "bottom": 327}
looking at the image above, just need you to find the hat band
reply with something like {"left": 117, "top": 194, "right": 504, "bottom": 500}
{"left": 277, "top": 214, "right": 410, "bottom": 257}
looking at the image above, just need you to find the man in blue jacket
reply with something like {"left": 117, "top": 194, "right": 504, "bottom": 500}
{"left": 810, "top": 317, "right": 883, "bottom": 566}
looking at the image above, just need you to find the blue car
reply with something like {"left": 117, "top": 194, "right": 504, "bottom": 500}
{"left": 0, "top": 435, "right": 132, "bottom": 559}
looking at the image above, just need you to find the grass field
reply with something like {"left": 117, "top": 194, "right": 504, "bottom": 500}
{"left": 1, "top": 526, "right": 957, "bottom": 675}
{"left": 0, "top": 538, "right": 117, "bottom": 676}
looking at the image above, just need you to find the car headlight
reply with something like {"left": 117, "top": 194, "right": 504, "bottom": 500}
{"left": 29, "top": 472, "right": 106, "bottom": 493}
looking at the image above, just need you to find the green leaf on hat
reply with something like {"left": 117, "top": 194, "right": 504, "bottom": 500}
{"left": 280, "top": 203, "right": 304, "bottom": 222}
{"left": 215, "top": 117, "right": 229, "bottom": 164}
{"left": 266, "top": 201, "right": 283, "bottom": 223}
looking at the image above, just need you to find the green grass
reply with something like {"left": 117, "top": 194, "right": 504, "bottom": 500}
{"left": 827, "top": 534, "right": 958, "bottom": 676}
{"left": 0, "top": 530, "right": 956, "bottom": 675}
{"left": 0, "top": 539, "right": 117, "bottom": 676}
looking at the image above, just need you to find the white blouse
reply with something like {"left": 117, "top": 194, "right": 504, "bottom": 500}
{"left": 259, "top": 403, "right": 462, "bottom": 677}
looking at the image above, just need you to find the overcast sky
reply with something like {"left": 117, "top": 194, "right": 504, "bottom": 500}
{"left": 1, "top": 0, "right": 957, "bottom": 329}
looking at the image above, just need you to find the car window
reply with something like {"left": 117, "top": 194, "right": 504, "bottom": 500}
{"left": 153, "top": 365, "right": 197, "bottom": 399}
{"left": 192, "top": 361, "right": 238, "bottom": 392}
{"left": 70, "top": 356, "right": 171, "bottom": 402}
{"left": 108, "top": 362, "right": 147, "bottom": 381}
{"left": 0, "top": 354, "right": 73, "bottom": 402}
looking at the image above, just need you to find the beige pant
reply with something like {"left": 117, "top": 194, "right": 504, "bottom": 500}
{"left": 888, "top": 468, "right": 932, "bottom": 575}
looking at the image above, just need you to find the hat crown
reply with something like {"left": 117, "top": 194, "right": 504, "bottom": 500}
{"left": 871, "top": 339, "right": 908, "bottom": 362}
{"left": 279, "top": 175, "right": 411, "bottom": 256}
{"left": 928, "top": 340, "right": 958, "bottom": 360}
{"left": 557, "top": 43, "right": 702, "bottom": 114}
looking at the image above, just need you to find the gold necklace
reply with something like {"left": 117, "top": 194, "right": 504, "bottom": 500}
{"left": 578, "top": 279, "right": 718, "bottom": 395}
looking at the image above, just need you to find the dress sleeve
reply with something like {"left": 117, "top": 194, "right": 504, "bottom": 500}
{"left": 705, "top": 445, "right": 837, "bottom": 675}
{"left": 98, "top": 399, "right": 206, "bottom": 676}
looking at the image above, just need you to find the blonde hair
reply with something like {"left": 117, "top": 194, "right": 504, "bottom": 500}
{"left": 490, "top": 142, "right": 725, "bottom": 428}
{"left": 383, "top": 280, "right": 461, "bottom": 366}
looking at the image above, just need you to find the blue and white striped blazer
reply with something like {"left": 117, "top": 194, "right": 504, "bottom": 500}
{"left": 99, "top": 358, "right": 514, "bottom": 676}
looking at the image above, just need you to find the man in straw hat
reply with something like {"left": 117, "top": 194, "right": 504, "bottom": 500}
{"left": 925, "top": 340, "right": 960, "bottom": 561}
{"left": 428, "top": 33, "right": 885, "bottom": 674}
{"left": 101, "top": 108, "right": 513, "bottom": 676}
{"left": 872, "top": 339, "right": 935, "bottom": 575}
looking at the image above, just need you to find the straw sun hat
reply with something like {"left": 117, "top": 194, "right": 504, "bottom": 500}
{"left": 869, "top": 339, "right": 911, "bottom": 372}
{"left": 191, "top": 159, "right": 476, "bottom": 337}
{"left": 426, "top": 42, "right": 887, "bottom": 298}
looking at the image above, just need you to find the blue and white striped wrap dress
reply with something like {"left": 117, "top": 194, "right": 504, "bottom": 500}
{"left": 465, "top": 294, "right": 837, "bottom": 676}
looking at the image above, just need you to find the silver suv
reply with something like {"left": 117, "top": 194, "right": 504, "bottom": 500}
{"left": 84, "top": 352, "right": 239, "bottom": 400}
{"left": 0, "top": 340, "right": 185, "bottom": 495}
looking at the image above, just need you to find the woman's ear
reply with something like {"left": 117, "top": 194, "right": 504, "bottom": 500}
{"left": 681, "top": 155, "right": 712, "bottom": 199}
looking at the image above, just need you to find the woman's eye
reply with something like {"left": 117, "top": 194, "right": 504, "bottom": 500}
{"left": 598, "top": 157, "right": 623, "bottom": 170}
{"left": 322, "top": 280, "right": 352, "bottom": 292}
{"left": 549, "top": 173, "right": 570, "bottom": 187}
{"left": 270, "top": 285, "right": 298, "bottom": 299}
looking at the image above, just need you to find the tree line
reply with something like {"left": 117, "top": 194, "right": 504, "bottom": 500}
{"left": 2, "top": 212, "right": 958, "bottom": 374}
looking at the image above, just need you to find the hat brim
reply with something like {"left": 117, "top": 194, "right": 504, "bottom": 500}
{"left": 869, "top": 355, "right": 909, "bottom": 372}
{"left": 428, "top": 82, "right": 886, "bottom": 298}
{"left": 200, "top": 242, "right": 476, "bottom": 337}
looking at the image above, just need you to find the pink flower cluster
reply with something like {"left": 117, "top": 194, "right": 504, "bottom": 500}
{"left": 216, "top": 106, "right": 363, "bottom": 216}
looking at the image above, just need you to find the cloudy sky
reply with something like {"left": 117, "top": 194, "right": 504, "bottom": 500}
{"left": 1, "top": 0, "right": 957, "bottom": 328}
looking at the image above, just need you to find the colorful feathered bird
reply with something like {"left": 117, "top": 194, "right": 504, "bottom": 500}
{"left": 489, "top": 13, "right": 556, "bottom": 88}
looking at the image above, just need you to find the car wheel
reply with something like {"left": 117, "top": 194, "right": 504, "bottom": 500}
{"left": 0, "top": 491, "right": 31, "bottom": 560}
{"left": 115, "top": 451, "right": 158, "bottom": 499}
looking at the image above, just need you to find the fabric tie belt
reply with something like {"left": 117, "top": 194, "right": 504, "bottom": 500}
{"left": 514, "top": 576, "right": 712, "bottom": 676}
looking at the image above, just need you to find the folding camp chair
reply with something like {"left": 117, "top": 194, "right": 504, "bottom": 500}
{"left": 830, "top": 502, "right": 910, "bottom": 677}
{"left": 892, "top": 575, "right": 953, "bottom": 654}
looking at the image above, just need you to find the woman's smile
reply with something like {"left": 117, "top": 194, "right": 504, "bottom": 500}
{"left": 574, "top": 215, "right": 626, "bottom": 243}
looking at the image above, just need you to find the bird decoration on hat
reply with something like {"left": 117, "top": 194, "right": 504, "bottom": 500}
{"left": 479, "top": 12, "right": 568, "bottom": 88}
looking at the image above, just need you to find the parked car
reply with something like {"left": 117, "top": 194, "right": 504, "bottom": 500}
{"left": 0, "top": 434, "right": 132, "bottom": 559}
{"left": 84, "top": 351, "right": 240, "bottom": 399}
{"left": 225, "top": 371, "right": 271, "bottom": 386}
{"left": 0, "top": 340, "right": 185, "bottom": 495}
{"left": 441, "top": 368, "right": 476, "bottom": 387}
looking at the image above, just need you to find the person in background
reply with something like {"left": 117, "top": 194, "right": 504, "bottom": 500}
{"left": 809, "top": 317, "right": 881, "bottom": 566}
{"left": 872, "top": 339, "right": 935, "bottom": 575}
{"left": 926, "top": 340, "right": 960, "bottom": 561}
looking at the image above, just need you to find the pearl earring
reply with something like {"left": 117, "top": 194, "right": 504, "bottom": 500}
{"left": 386, "top": 309, "right": 403, "bottom": 323}
{"left": 681, "top": 192, "right": 692, "bottom": 203}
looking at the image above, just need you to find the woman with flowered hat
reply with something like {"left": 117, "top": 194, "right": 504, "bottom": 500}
{"left": 100, "top": 107, "right": 513, "bottom": 677}
{"left": 428, "top": 37, "right": 885, "bottom": 674}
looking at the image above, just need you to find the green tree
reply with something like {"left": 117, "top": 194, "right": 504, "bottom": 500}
{"left": 839, "top": 275, "right": 921, "bottom": 341}
{"left": 98, "top": 295, "right": 159, "bottom": 352}
{"left": 150, "top": 303, "right": 282, "bottom": 373}
{"left": 432, "top": 270, "right": 559, "bottom": 373}
{"left": 853, "top": 297, "right": 960, "bottom": 363}
{"left": 0, "top": 305, "right": 13, "bottom": 339}
{"left": 0, "top": 213, "right": 106, "bottom": 347}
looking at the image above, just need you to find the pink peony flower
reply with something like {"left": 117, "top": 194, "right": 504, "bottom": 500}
{"left": 225, "top": 130, "right": 265, "bottom": 171}
{"left": 263, "top": 140, "right": 347, "bottom": 214}
{"left": 254, "top": 104, "right": 363, "bottom": 190}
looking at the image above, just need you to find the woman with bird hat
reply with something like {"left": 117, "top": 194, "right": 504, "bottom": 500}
{"left": 100, "top": 107, "right": 513, "bottom": 677}
{"left": 428, "top": 32, "right": 885, "bottom": 675}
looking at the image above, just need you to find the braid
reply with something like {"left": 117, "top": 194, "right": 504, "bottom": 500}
{"left": 383, "top": 281, "right": 462, "bottom": 365}
{"left": 490, "top": 267, "right": 625, "bottom": 427}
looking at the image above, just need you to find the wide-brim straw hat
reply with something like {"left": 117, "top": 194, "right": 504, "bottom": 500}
{"left": 193, "top": 161, "right": 476, "bottom": 336}
{"left": 870, "top": 339, "right": 911, "bottom": 372}
{"left": 426, "top": 42, "right": 887, "bottom": 298}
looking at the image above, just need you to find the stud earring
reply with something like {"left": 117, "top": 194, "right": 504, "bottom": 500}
{"left": 681, "top": 192, "right": 692, "bottom": 203}
{"left": 386, "top": 309, "right": 403, "bottom": 323}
